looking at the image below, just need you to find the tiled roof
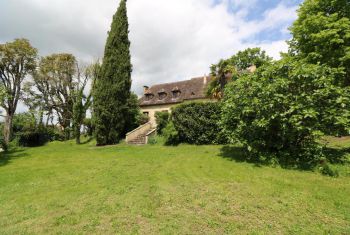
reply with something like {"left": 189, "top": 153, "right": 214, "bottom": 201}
{"left": 139, "top": 76, "right": 210, "bottom": 106}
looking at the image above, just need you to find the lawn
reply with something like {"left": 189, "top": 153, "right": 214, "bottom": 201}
{"left": 0, "top": 138, "right": 349, "bottom": 234}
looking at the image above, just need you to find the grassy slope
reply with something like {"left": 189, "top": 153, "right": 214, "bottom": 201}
{"left": 0, "top": 138, "right": 349, "bottom": 234}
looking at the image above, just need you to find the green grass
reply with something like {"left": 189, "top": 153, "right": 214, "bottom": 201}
{"left": 0, "top": 138, "right": 349, "bottom": 234}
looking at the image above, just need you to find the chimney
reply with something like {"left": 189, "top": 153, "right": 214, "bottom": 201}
{"left": 143, "top": 86, "right": 149, "bottom": 94}
{"left": 248, "top": 65, "right": 257, "bottom": 73}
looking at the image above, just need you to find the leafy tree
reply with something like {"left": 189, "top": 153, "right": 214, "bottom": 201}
{"left": 221, "top": 58, "right": 350, "bottom": 167}
{"left": 125, "top": 93, "right": 142, "bottom": 133}
{"left": 289, "top": 0, "right": 350, "bottom": 85}
{"left": 72, "top": 63, "right": 98, "bottom": 144}
{"left": 28, "top": 53, "right": 77, "bottom": 140}
{"left": 207, "top": 59, "right": 237, "bottom": 99}
{"left": 155, "top": 111, "right": 170, "bottom": 135}
{"left": 93, "top": 0, "right": 133, "bottom": 145}
{"left": 171, "top": 102, "right": 228, "bottom": 145}
{"left": 207, "top": 48, "right": 272, "bottom": 99}
{"left": 0, "top": 39, "right": 38, "bottom": 144}
{"left": 230, "top": 47, "right": 273, "bottom": 71}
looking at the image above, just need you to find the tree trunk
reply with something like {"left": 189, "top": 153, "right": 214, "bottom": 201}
{"left": 75, "top": 125, "right": 81, "bottom": 144}
{"left": 3, "top": 113, "right": 13, "bottom": 144}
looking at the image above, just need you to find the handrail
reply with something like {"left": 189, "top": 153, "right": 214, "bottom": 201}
{"left": 126, "top": 122, "right": 152, "bottom": 143}
{"left": 126, "top": 122, "right": 151, "bottom": 136}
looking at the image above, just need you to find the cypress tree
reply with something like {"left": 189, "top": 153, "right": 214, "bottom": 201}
{"left": 94, "top": 0, "right": 132, "bottom": 145}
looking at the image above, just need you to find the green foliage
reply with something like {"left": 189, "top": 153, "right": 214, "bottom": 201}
{"left": 31, "top": 53, "right": 77, "bottom": 140}
{"left": 83, "top": 118, "right": 94, "bottom": 136}
{"left": 318, "top": 158, "right": 340, "bottom": 177}
{"left": 93, "top": 0, "right": 133, "bottom": 145}
{"left": 207, "top": 48, "right": 272, "bottom": 99}
{"left": 125, "top": 93, "right": 143, "bottom": 132}
{"left": 155, "top": 111, "right": 169, "bottom": 135}
{"left": 0, "top": 135, "right": 8, "bottom": 151}
{"left": 10, "top": 112, "right": 63, "bottom": 147}
{"left": 230, "top": 47, "right": 273, "bottom": 71}
{"left": 163, "top": 122, "right": 180, "bottom": 146}
{"left": 12, "top": 112, "right": 36, "bottom": 133}
{"left": 289, "top": 0, "right": 350, "bottom": 85}
{"left": 0, "top": 38, "right": 38, "bottom": 144}
{"left": 171, "top": 102, "right": 228, "bottom": 145}
{"left": 16, "top": 128, "right": 50, "bottom": 147}
{"left": 222, "top": 58, "right": 350, "bottom": 166}
{"left": 136, "top": 113, "right": 150, "bottom": 126}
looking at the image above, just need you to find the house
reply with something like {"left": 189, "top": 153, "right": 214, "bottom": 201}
{"left": 126, "top": 75, "right": 211, "bottom": 144}
{"left": 139, "top": 75, "right": 211, "bottom": 127}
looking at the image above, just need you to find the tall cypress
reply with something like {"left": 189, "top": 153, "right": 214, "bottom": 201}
{"left": 94, "top": 0, "right": 132, "bottom": 145}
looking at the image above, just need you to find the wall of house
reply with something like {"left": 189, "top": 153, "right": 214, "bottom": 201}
{"left": 140, "top": 103, "right": 174, "bottom": 128}
{"left": 140, "top": 98, "right": 212, "bottom": 128}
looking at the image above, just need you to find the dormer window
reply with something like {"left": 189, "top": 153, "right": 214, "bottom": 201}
{"left": 172, "top": 87, "right": 181, "bottom": 99}
{"left": 145, "top": 93, "right": 154, "bottom": 101}
{"left": 158, "top": 89, "right": 167, "bottom": 100}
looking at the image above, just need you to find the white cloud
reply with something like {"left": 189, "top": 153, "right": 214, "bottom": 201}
{"left": 0, "top": 0, "right": 299, "bottom": 99}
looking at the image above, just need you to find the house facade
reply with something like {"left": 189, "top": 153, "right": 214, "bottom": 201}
{"left": 139, "top": 76, "right": 211, "bottom": 127}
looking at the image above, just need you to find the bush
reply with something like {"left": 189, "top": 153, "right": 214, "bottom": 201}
{"left": 171, "top": 102, "right": 228, "bottom": 145}
{"left": 16, "top": 128, "right": 50, "bottom": 147}
{"left": 137, "top": 113, "right": 150, "bottom": 126}
{"left": 14, "top": 125, "right": 64, "bottom": 147}
{"left": 0, "top": 135, "right": 8, "bottom": 151}
{"left": 221, "top": 58, "right": 350, "bottom": 166}
{"left": 155, "top": 111, "right": 169, "bottom": 135}
{"left": 163, "top": 122, "right": 180, "bottom": 146}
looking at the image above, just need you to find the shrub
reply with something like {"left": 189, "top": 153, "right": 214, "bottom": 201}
{"left": 222, "top": 58, "right": 350, "bottom": 166}
{"left": 137, "top": 113, "right": 150, "bottom": 126}
{"left": 155, "top": 111, "right": 169, "bottom": 134}
{"left": 83, "top": 118, "right": 94, "bottom": 136}
{"left": 0, "top": 135, "right": 8, "bottom": 151}
{"left": 16, "top": 127, "right": 50, "bottom": 147}
{"left": 163, "top": 122, "right": 180, "bottom": 146}
{"left": 171, "top": 102, "right": 228, "bottom": 145}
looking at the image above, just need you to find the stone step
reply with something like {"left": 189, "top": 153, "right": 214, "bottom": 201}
{"left": 127, "top": 134, "right": 147, "bottom": 145}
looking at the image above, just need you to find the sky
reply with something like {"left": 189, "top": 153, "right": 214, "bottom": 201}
{"left": 0, "top": 0, "right": 304, "bottom": 98}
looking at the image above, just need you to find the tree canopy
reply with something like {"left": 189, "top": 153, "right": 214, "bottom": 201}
{"left": 0, "top": 39, "right": 38, "bottom": 144}
{"left": 93, "top": 0, "right": 135, "bottom": 145}
{"left": 289, "top": 0, "right": 350, "bottom": 85}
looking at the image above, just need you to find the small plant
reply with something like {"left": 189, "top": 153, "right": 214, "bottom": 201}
{"left": 148, "top": 136, "right": 157, "bottom": 145}
{"left": 163, "top": 122, "right": 180, "bottom": 146}
{"left": 318, "top": 158, "right": 339, "bottom": 177}
{"left": 155, "top": 111, "right": 169, "bottom": 135}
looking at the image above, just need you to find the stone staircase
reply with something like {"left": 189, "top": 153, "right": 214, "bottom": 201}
{"left": 126, "top": 122, "right": 156, "bottom": 145}
{"left": 127, "top": 133, "right": 146, "bottom": 145}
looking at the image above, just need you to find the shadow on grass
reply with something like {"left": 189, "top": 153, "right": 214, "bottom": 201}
{"left": 219, "top": 145, "right": 350, "bottom": 171}
{"left": 219, "top": 146, "right": 267, "bottom": 167}
{"left": 323, "top": 146, "right": 350, "bottom": 164}
{"left": 79, "top": 137, "right": 94, "bottom": 145}
{"left": 0, "top": 148, "right": 29, "bottom": 167}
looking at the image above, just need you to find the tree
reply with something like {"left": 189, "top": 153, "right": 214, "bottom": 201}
{"left": 207, "top": 48, "right": 272, "bottom": 99}
{"left": 72, "top": 63, "right": 97, "bottom": 144}
{"left": 221, "top": 58, "right": 350, "bottom": 166}
{"left": 289, "top": 0, "right": 350, "bottom": 85}
{"left": 0, "top": 39, "right": 37, "bottom": 144}
{"left": 29, "top": 53, "right": 77, "bottom": 140}
{"left": 93, "top": 0, "right": 133, "bottom": 145}
{"left": 230, "top": 47, "right": 273, "bottom": 71}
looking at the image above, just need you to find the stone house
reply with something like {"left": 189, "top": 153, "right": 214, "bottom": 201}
{"left": 139, "top": 75, "right": 211, "bottom": 127}
{"left": 126, "top": 75, "right": 211, "bottom": 144}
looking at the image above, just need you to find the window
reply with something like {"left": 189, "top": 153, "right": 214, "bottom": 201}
{"left": 158, "top": 92, "right": 167, "bottom": 100}
{"left": 145, "top": 94, "right": 154, "bottom": 101}
{"left": 172, "top": 87, "right": 181, "bottom": 99}
{"left": 172, "top": 90, "right": 181, "bottom": 98}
